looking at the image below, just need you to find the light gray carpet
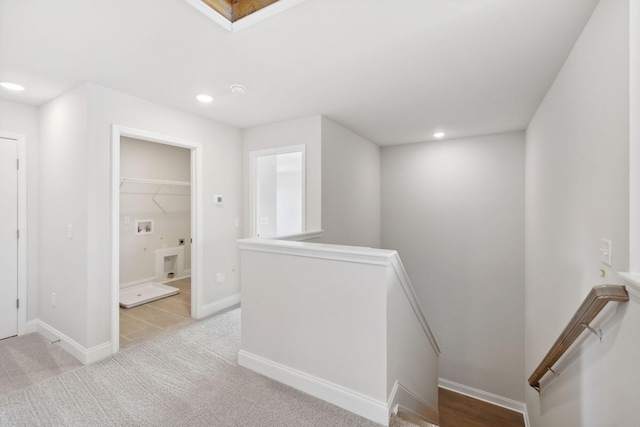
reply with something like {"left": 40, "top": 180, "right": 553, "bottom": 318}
{"left": 0, "top": 308, "right": 420, "bottom": 426}
{"left": 0, "top": 332, "right": 82, "bottom": 396}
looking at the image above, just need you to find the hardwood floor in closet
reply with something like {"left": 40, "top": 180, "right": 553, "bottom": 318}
{"left": 119, "top": 277, "right": 194, "bottom": 348}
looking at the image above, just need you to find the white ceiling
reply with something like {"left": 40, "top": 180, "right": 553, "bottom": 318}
{"left": 0, "top": 0, "right": 598, "bottom": 146}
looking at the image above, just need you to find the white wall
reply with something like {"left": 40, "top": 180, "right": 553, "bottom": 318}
{"left": 242, "top": 116, "right": 380, "bottom": 246}
{"left": 239, "top": 247, "right": 388, "bottom": 403}
{"left": 386, "top": 264, "right": 439, "bottom": 423}
{"left": 318, "top": 117, "right": 381, "bottom": 248}
{"left": 242, "top": 116, "right": 322, "bottom": 235}
{"left": 39, "top": 86, "right": 90, "bottom": 346}
{"left": 381, "top": 132, "right": 525, "bottom": 402}
{"left": 525, "top": 0, "right": 633, "bottom": 425}
{"left": 39, "top": 83, "right": 242, "bottom": 350}
{"left": 0, "top": 100, "right": 38, "bottom": 322}
{"left": 119, "top": 137, "right": 191, "bottom": 284}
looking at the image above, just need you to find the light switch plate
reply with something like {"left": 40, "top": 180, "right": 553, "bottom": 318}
{"left": 600, "top": 239, "right": 612, "bottom": 266}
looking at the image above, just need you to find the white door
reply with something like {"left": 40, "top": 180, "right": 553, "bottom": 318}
{"left": 0, "top": 137, "right": 18, "bottom": 340}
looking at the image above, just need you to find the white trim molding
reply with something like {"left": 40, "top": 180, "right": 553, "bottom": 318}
{"left": 275, "top": 229, "right": 324, "bottom": 241}
{"left": 184, "top": 0, "right": 310, "bottom": 33}
{"left": 239, "top": 237, "right": 399, "bottom": 266}
{"left": 119, "top": 275, "right": 157, "bottom": 289}
{"left": 439, "top": 378, "right": 529, "bottom": 426}
{"left": 388, "top": 381, "right": 439, "bottom": 426}
{"left": 26, "top": 320, "right": 112, "bottom": 365}
{"left": 390, "top": 255, "right": 441, "bottom": 356}
{"left": 238, "top": 350, "right": 389, "bottom": 426}
{"left": 619, "top": 272, "right": 640, "bottom": 298}
{"left": 198, "top": 293, "right": 240, "bottom": 319}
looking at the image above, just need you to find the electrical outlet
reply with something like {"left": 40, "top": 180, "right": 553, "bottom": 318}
{"left": 51, "top": 292, "right": 56, "bottom": 307}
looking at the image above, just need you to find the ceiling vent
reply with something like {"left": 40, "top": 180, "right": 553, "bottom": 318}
{"left": 185, "top": 0, "right": 308, "bottom": 33}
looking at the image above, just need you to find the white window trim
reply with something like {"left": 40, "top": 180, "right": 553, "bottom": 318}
{"left": 249, "top": 144, "right": 306, "bottom": 238}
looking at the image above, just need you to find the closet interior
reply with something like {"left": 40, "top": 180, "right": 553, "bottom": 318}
{"left": 118, "top": 137, "right": 193, "bottom": 347}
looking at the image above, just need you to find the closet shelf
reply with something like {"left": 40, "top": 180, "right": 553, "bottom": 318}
{"left": 120, "top": 177, "right": 191, "bottom": 213}
{"left": 120, "top": 177, "right": 190, "bottom": 194}
{"left": 120, "top": 177, "right": 190, "bottom": 187}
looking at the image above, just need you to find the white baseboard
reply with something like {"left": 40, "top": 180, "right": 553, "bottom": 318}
{"left": 198, "top": 293, "right": 241, "bottom": 319}
{"left": 523, "top": 407, "right": 531, "bottom": 427}
{"left": 121, "top": 274, "right": 192, "bottom": 289}
{"left": 163, "top": 274, "right": 192, "bottom": 284}
{"left": 238, "top": 350, "right": 389, "bottom": 426}
{"left": 25, "top": 319, "right": 112, "bottom": 365}
{"left": 24, "top": 320, "right": 38, "bottom": 334}
{"left": 439, "top": 378, "right": 529, "bottom": 426}
{"left": 388, "top": 381, "right": 439, "bottom": 426}
{"left": 119, "top": 276, "right": 157, "bottom": 289}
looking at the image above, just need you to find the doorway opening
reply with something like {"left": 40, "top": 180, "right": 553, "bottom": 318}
{"left": 111, "top": 126, "right": 203, "bottom": 354}
{"left": 118, "top": 137, "right": 193, "bottom": 348}
{"left": 249, "top": 144, "right": 306, "bottom": 238}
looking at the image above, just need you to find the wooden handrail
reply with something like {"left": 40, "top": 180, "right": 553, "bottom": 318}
{"left": 528, "top": 285, "right": 629, "bottom": 392}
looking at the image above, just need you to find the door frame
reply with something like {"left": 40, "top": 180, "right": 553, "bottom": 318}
{"left": 0, "top": 131, "right": 27, "bottom": 336}
{"left": 110, "top": 125, "right": 203, "bottom": 354}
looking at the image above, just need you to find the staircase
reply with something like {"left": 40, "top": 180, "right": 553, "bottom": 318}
{"left": 237, "top": 238, "right": 527, "bottom": 427}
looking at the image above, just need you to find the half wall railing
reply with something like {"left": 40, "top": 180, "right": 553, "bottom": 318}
{"left": 237, "top": 238, "right": 440, "bottom": 426}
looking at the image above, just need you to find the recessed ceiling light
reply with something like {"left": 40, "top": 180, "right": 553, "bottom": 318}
{"left": 230, "top": 84, "right": 247, "bottom": 95}
{"left": 196, "top": 94, "right": 213, "bottom": 103}
{"left": 433, "top": 132, "right": 446, "bottom": 138}
{"left": 0, "top": 81, "right": 25, "bottom": 91}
